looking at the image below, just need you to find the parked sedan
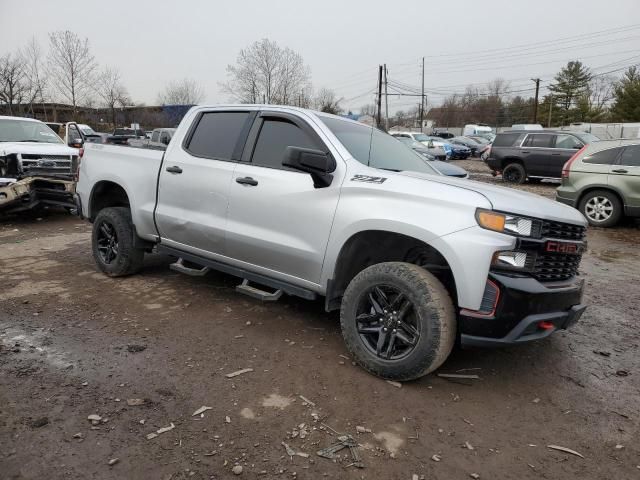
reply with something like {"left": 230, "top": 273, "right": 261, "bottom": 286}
{"left": 424, "top": 136, "right": 471, "bottom": 159}
{"left": 450, "top": 136, "right": 489, "bottom": 157}
{"left": 395, "top": 137, "right": 469, "bottom": 178}
{"left": 556, "top": 139, "right": 639, "bottom": 227}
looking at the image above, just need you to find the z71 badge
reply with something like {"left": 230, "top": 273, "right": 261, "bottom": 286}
{"left": 351, "top": 174, "right": 387, "bottom": 184}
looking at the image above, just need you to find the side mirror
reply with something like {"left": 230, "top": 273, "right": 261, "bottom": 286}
{"left": 283, "top": 146, "right": 336, "bottom": 188}
{"left": 428, "top": 140, "right": 434, "bottom": 148}
{"left": 574, "top": 144, "right": 584, "bottom": 149}
{"left": 161, "top": 136, "right": 170, "bottom": 145}
{"left": 70, "top": 138, "right": 84, "bottom": 148}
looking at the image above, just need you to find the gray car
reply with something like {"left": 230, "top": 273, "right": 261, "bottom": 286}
{"left": 556, "top": 139, "right": 640, "bottom": 227}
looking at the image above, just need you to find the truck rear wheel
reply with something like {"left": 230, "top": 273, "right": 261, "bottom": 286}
{"left": 340, "top": 262, "right": 456, "bottom": 381}
{"left": 92, "top": 207, "right": 144, "bottom": 277}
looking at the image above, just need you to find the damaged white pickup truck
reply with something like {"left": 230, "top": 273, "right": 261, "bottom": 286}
{"left": 0, "top": 116, "right": 80, "bottom": 214}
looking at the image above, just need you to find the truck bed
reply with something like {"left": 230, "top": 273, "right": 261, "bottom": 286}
{"left": 76, "top": 143, "right": 164, "bottom": 240}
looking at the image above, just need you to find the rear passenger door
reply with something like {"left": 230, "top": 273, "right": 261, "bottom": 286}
{"left": 155, "top": 109, "right": 255, "bottom": 258}
{"left": 521, "top": 133, "right": 555, "bottom": 176}
{"left": 224, "top": 112, "right": 342, "bottom": 285}
{"left": 609, "top": 144, "right": 640, "bottom": 212}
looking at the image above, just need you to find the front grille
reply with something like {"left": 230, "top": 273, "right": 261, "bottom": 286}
{"left": 541, "top": 220, "right": 586, "bottom": 241}
{"left": 19, "top": 154, "right": 76, "bottom": 175}
{"left": 533, "top": 253, "right": 582, "bottom": 281}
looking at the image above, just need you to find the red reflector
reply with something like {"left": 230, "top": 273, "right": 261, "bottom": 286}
{"left": 538, "top": 321, "right": 555, "bottom": 330}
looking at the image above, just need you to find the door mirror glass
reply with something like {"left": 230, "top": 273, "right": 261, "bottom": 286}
{"left": 282, "top": 146, "right": 336, "bottom": 188}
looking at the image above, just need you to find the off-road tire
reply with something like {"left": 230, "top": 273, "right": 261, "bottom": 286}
{"left": 578, "top": 189, "right": 623, "bottom": 228}
{"left": 340, "top": 262, "right": 456, "bottom": 381}
{"left": 503, "top": 162, "right": 526, "bottom": 184}
{"left": 92, "top": 207, "right": 144, "bottom": 276}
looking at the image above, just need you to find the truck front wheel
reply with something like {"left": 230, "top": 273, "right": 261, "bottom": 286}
{"left": 340, "top": 262, "right": 456, "bottom": 381}
{"left": 92, "top": 207, "right": 144, "bottom": 277}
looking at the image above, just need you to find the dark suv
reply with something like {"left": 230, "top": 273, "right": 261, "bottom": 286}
{"left": 486, "top": 130, "right": 600, "bottom": 183}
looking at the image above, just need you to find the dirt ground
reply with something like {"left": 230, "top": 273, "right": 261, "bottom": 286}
{"left": 1, "top": 172, "right": 639, "bottom": 479}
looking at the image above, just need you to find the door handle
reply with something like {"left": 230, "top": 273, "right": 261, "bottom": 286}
{"left": 612, "top": 169, "right": 628, "bottom": 174}
{"left": 166, "top": 165, "right": 183, "bottom": 174}
{"left": 521, "top": 151, "right": 530, "bottom": 154}
{"left": 236, "top": 176, "right": 258, "bottom": 186}
{"left": 551, "top": 153, "right": 561, "bottom": 156}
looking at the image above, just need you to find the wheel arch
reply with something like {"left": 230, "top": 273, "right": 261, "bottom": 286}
{"left": 577, "top": 185, "right": 625, "bottom": 209}
{"left": 88, "top": 180, "right": 131, "bottom": 221}
{"left": 324, "top": 229, "right": 459, "bottom": 312}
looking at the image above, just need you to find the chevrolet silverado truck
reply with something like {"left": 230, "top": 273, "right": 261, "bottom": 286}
{"left": 75, "top": 105, "right": 588, "bottom": 380}
{"left": 1, "top": 116, "right": 80, "bottom": 214}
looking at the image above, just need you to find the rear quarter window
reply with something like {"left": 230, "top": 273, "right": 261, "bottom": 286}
{"left": 492, "top": 133, "right": 525, "bottom": 147}
{"left": 581, "top": 147, "right": 622, "bottom": 165}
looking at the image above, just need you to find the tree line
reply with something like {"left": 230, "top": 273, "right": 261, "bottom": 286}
{"left": 3, "top": 33, "right": 639, "bottom": 128}
{"left": 418, "top": 61, "right": 640, "bottom": 129}
{"left": 0, "top": 31, "right": 205, "bottom": 125}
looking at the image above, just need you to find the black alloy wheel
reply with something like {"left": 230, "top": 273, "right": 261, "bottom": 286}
{"left": 96, "top": 220, "right": 119, "bottom": 264}
{"left": 356, "top": 285, "right": 420, "bottom": 361}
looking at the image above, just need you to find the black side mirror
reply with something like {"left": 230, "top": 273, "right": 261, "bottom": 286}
{"left": 283, "top": 146, "right": 336, "bottom": 188}
{"left": 162, "top": 136, "right": 170, "bottom": 145}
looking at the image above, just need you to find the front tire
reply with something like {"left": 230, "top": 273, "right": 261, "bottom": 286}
{"left": 92, "top": 207, "right": 144, "bottom": 276}
{"left": 340, "top": 262, "right": 456, "bottom": 381}
{"left": 502, "top": 162, "right": 526, "bottom": 184}
{"left": 579, "top": 190, "right": 622, "bottom": 227}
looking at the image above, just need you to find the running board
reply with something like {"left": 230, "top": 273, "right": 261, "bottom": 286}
{"left": 236, "top": 279, "right": 283, "bottom": 301}
{"left": 170, "top": 258, "right": 210, "bottom": 276}
{"left": 157, "top": 244, "right": 317, "bottom": 301}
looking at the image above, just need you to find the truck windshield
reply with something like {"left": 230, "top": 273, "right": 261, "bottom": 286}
{"left": 0, "top": 119, "right": 64, "bottom": 144}
{"left": 320, "top": 116, "right": 437, "bottom": 175}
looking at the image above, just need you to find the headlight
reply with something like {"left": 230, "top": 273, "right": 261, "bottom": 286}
{"left": 476, "top": 209, "right": 537, "bottom": 237}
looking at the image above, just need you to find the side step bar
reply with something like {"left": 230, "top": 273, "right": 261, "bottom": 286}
{"left": 170, "top": 258, "right": 210, "bottom": 276}
{"left": 158, "top": 244, "right": 316, "bottom": 301}
{"left": 236, "top": 279, "right": 283, "bottom": 302}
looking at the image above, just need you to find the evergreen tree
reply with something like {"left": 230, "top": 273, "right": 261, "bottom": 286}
{"left": 549, "top": 61, "right": 592, "bottom": 124}
{"left": 610, "top": 66, "right": 640, "bottom": 122}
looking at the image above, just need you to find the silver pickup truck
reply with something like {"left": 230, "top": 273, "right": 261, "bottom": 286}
{"left": 75, "top": 105, "right": 588, "bottom": 380}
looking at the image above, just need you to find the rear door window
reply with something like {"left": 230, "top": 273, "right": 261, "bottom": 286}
{"left": 186, "top": 111, "right": 250, "bottom": 161}
{"left": 554, "top": 134, "right": 583, "bottom": 149}
{"left": 618, "top": 145, "right": 640, "bottom": 166}
{"left": 582, "top": 147, "right": 622, "bottom": 165}
{"left": 523, "top": 134, "right": 553, "bottom": 148}
{"left": 492, "top": 133, "right": 525, "bottom": 147}
{"left": 251, "top": 118, "right": 319, "bottom": 169}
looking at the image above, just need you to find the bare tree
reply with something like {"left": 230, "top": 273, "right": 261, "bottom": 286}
{"left": 20, "top": 37, "right": 48, "bottom": 116}
{"left": 0, "top": 53, "right": 27, "bottom": 115}
{"left": 222, "top": 38, "right": 310, "bottom": 105}
{"left": 359, "top": 104, "right": 376, "bottom": 117}
{"left": 96, "top": 67, "right": 130, "bottom": 125}
{"left": 157, "top": 78, "right": 204, "bottom": 105}
{"left": 47, "top": 30, "right": 97, "bottom": 113}
{"left": 314, "top": 87, "right": 343, "bottom": 114}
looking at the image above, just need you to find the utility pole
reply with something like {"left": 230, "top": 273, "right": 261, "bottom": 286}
{"left": 548, "top": 94, "right": 553, "bottom": 128}
{"left": 384, "top": 64, "right": 389, "bottom": 131}
{"left": 531, "top": 78, "right": 540, "bottom": 123}
{"left": 376, "top": 65, "right": 383, "bottom": 129}
{"left": 420, "top": 57, "right": 425, "bottom": 132}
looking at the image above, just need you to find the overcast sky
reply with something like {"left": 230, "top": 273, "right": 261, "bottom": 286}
{"left": 1, "top": 0, "right": 639, "bottom": 114}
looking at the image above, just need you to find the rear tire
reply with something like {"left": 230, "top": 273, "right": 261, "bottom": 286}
{"left": 579, "top": 189, "right": 622, "bottom": 227}
{"left": 503, "top": 162, "right": 526, "bottom": 184}
{"left": 92, "top": 207, "right": 144, "bottom": 276}
{"left": 340, "top": 262, "right": 456, "bottom": 381}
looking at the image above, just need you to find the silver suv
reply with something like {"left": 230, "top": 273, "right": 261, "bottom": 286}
{"left": 556, "top": 139, "right": 640, "bottom": 227}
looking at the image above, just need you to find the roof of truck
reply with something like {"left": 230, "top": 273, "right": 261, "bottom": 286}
{"left": 0, "top": 115, "right": 42, "bottom": 123}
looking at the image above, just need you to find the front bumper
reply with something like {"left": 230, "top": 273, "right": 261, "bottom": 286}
{"left": 0, "top": 176, "right": 76, "bottom": 214}
{"left": 460, "top": 272, "right": 586, "bottom": 347}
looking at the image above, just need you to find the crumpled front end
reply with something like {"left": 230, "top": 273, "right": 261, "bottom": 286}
{"left": 0, "top": 176, "right": 76, "bottom": 214}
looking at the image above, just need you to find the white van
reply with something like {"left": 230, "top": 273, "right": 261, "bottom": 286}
{"left": 463, "top": 124, "right": 493, "bottom": 136}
